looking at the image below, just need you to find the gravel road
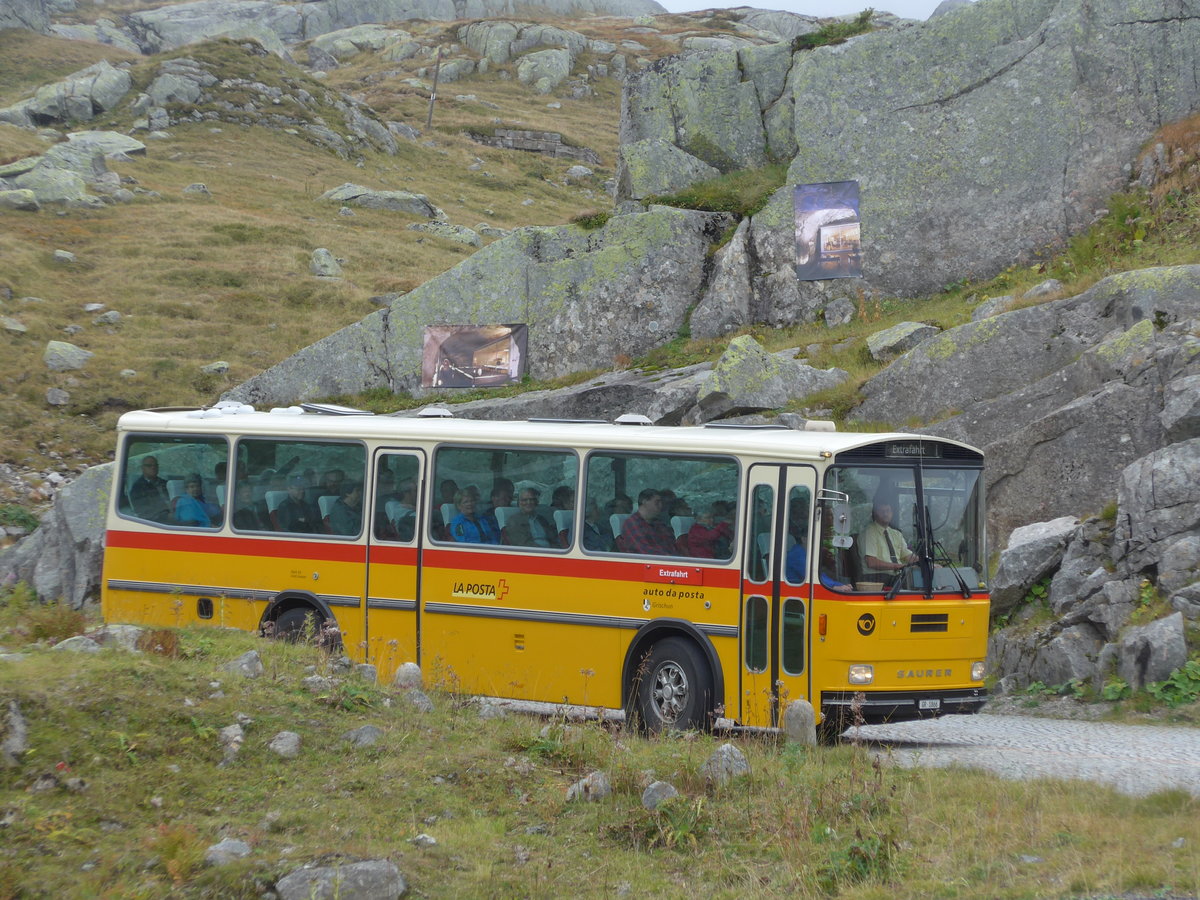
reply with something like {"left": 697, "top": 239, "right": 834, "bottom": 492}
{"left": 845, "top": 714, "right": 1200, "bottom": 797}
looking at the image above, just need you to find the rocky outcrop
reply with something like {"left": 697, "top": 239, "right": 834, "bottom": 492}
{"left": 989, "top": 439, "right": 1200, "bottom": 695}
{"left": 124, "top": 53, "right": 397, "bottom": 157}
{"left": 224, "top": 205, "right": 732, "bottom": 406}
{"left": 122, "top": 0, "right": 665, "bottom": 55}
{"left": 317, "top": 183, "right": 442, "bottom": 218}
{"left": 0, "top": 131, "right": 146, "bottom": 208}
{"left": 0, "top": 61, "right": 131, "bottom": 128}
{"left": 619, "top": 0, "right": 1200, "bottom": 297}
{"left": 0, "top": 463, "right": 111, "bottom": 609}
{"left": 0, "top": 0, "right": 50, "bottom": 32}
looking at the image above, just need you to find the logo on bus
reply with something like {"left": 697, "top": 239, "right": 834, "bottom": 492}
{"left": 452, "top": 578, "right": 509, "bottom": 600}
{"left": 857, "top": 613, "right": 875, "bottom": 636}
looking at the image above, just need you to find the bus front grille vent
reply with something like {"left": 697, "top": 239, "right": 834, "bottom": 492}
{"left": 910, "top": 613, "right": 948, "bottom": 633}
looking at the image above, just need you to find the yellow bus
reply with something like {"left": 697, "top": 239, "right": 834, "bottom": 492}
{"left": 102, "top": 403, "right": 989, "bottom": 732}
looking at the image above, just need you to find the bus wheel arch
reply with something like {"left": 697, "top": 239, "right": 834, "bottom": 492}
{"left": 260, "top": 592, "right": 338, "bottom": 645}
{"left": 622, "top": 620, "right": 723, "bottom": 732}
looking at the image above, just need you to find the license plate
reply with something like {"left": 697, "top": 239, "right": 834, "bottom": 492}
{"left": 918, "top": 699, "right": 941, "bottom": 710}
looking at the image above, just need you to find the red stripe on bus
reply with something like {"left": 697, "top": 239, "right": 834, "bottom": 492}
{"left": 419, "top": 548, "right": 741, "bottom": 587}
{"left": 105, "top": 529, "right": 367, "bottom": 563}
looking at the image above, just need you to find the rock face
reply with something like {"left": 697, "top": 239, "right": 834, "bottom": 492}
{"left": 224, "top": 206, "right": 732, "bottom": 406}
{"left": 618, "top": 0, "right": 1200, "bottom": 297}
{"left": 0, "top": 0, "right": 49, "bottom": 33}
{"left": 0, "top": 463, "right": 111, "bottom": 608}
{"left": 847, "top": 266, "right": 1200, "bottom": 539}
{"left": 989, "top": 438, "right": 1199, "bottom": 695}
{"left": 124, "top": 0, "right": 665, "bottom": 54}
{"left": 0, "top": 61, "right": 132, "bottom": 128}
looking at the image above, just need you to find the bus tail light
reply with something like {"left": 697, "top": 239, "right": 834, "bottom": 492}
{"left": 971, "top": 661, "right": 986, "bottom": 681}
{"left": 848, "top": 664, "right": 873, "bottom": 685}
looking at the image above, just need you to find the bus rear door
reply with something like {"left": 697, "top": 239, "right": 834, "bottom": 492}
{"left": 365, "top": 449, "right": 425, "bottom": 682}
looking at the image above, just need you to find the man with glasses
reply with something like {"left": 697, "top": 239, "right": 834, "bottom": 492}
{"left": 129, "top": 456, "right": 170, "bottom": 522}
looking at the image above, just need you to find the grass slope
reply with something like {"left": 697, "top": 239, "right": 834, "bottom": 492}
{"left": 0, "top": 617, "right": 1197, "bottom": 899}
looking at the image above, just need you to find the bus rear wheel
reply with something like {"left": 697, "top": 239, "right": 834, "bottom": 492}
{"left": 631, "top": 637, "right": 713, "bottom": 733}
{"left": 271, "top": 607, "right": 323, "bottom": 643}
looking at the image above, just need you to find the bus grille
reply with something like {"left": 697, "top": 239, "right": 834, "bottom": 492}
{"left": 910, "top": 613, "right": 948, "bottom": 633}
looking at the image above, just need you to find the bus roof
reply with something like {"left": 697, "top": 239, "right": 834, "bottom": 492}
{"left": 115, "top": 406, "right": 982, "bottom": 462}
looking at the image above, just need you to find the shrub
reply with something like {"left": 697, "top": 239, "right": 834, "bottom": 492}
{"left": 792, "top": 9, "right": 875, "bottom": 51}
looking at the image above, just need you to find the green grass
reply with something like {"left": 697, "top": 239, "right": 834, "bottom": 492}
{"left": 647, "top": 163, "right": 789, "bottom": 218}
{"left": 0, "top": 619, "right": 1197, "bottom": 898}
{"left": 791, "top": 9, "right": 876, "bottom": 52}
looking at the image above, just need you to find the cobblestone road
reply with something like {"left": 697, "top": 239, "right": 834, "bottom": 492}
{"left": 846, "top": 714, "right": 1200, "bottom": 797}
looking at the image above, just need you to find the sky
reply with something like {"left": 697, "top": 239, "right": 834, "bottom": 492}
{"left": 655, "top": 0, "right": 951, "bottom": 21}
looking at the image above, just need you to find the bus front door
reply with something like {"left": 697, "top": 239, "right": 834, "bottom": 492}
{"left": 740, "top": 464, "right": 816, "bottom": 728}
{"left": 364, "top": 449, "right": 425, "bottom": 683}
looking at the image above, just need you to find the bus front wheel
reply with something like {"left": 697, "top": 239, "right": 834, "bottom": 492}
{"left": 631, "top": 637, "right": 713, "bottom": 733}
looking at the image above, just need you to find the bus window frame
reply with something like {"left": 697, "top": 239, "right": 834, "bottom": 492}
{"left": 229, "top": 435, "right": 369, "bottom": 540}
{"left": 579, "top": 448, "right": 743, "bottom": 562}
{"left": 428, "top": 441, "right": 581, "bottom": 552}
{"left": 115, "top": 431, "right": 230, "bottom": 533}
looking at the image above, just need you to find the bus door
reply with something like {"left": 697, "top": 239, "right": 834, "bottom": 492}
{"left": 740, "top": 464, "right": 816, "bottom": 728}
{"left": 364, "top": 449, "right": 425, "bottom": 682}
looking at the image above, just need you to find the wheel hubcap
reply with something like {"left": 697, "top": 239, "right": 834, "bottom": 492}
{"left": 652, "top": 661, "right": 689, "bottom": 723}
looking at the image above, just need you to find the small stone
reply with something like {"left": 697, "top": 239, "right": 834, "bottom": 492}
{"left": 51, "top": 635, "right": 100, "bottom": 653}
{"left": 93, "top": 310, "right": 122, "bottom": 326}
{"left": 182, "top": 183, "right": 211, "bottom": 196}
{"left": 204, "top": 838, "right": 251, "bottom": 866}
{"left": 83, "top": 303, "right": 105, "bottom": 312}
{"left": 342, "top": 725, "right": 383, "bottom": 747}
{"left": 119, "top": 369, "right": 137, "bottom": 378}
{"left": 54, "top": 250, "right": 76, "bottom": 264}
{"left": 478, "top": 700, "right": 507, "bottom": 719}
{"left": 640, "top": 780, "right": 678, "bottom": 810}
{"left": 393, "top": 662, "right": 422, "bottom": 689}
{"left": 1, "top": 316, "right": 26, "bottom": 333}
{"left": 700, "top": 742, "right": 750, "bottom": 785}
{"left": 268, "top": 731, "right": 301, "bottom": 758}
{"left": 220, "top": 650, "right": 263, "bottom": 678}
{"left": 46, "top": 388, "right": 70, "bottom": 407}
{"left": 406, "top": 688, "right": 434, "bottom": 713}
{"left": 310, "top": 248, "right": 342, "bottom": 278}
{"left": 566, "top": 770, "right": 611, "bottom": 802}
{"left": 201, "top": 361, "right": 229, "bottom": 375}
{"left": 410, "top": 833, "right": 437, "bottom": 847}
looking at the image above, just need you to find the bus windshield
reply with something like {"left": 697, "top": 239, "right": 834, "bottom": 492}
{"left": 823, "top": 463, "right": 985, "bottom": 594}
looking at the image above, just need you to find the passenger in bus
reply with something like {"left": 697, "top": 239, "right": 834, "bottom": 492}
{"left": 506, "top": 488, "right": 555, "bottom": 548}
{"left": 551, "top": 485, "right": 575, "bottom": 511}
{"left": 688, "top": 503, "right": 732, "bottom": 559}
{"left": 387, "top": 479, "right": 419, "bottom": 542}
{"left": 318, "top": 469, "right": 346, "bottom": 499}
{"left": 605, "top": 494, "right": 633, "bottom": 516}
{"left": 277, "top": 475, "right": 321, "bottom": 533}
{"left": 129, "top": 456, "right": 171, "bottom": 521}
{"left": 860, "top": 496, "right": 917, "bottom": 578}
{"left": 373, "top": 468, "right": 400, "bottom": 539}
{"left": 174, "top": 474, "right": 220, "bottom": 527}
{"left": 620, "top": 489, "right": 679, "bottom": 555}
{"left": 329, "top": 481, "right": 364, "bottom": 535}
{"left": 231, "top": 481, "right": 266, "bottom": 530}
{"left": 581, "top": 499, "right": 611, "bottom": 551}
{"left": 448, "top": 488, "right": 500, "bottom": 544}
{"left": 483, "top": 478, "right": 514, "bottom": 516}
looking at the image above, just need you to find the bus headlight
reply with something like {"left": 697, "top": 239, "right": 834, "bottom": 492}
{"left": 848, "top": 664, "right": 873, "bottom": 685}
{"left": 971, "top": 661, "right": 986, "bottom": 681}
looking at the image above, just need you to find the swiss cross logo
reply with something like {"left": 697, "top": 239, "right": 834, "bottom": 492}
{"left": 497, "top": 578, "right": 509, "bottom": 601}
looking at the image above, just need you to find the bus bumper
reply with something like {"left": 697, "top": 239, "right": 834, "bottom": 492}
{"left": 821, "top": 687, "right": 988, "bottom": 724}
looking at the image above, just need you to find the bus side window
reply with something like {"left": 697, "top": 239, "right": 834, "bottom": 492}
{"left": 233, "top": 437, "right": 365, "bottom": 536}
{"left": 431, "top": 445, "right": 578, "bottom": 550}
{"left": 584, "top": 451, "right": 739, "bottom": 560}
{"left": 120, "top": 435, "right": 228, "bottom": 529}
